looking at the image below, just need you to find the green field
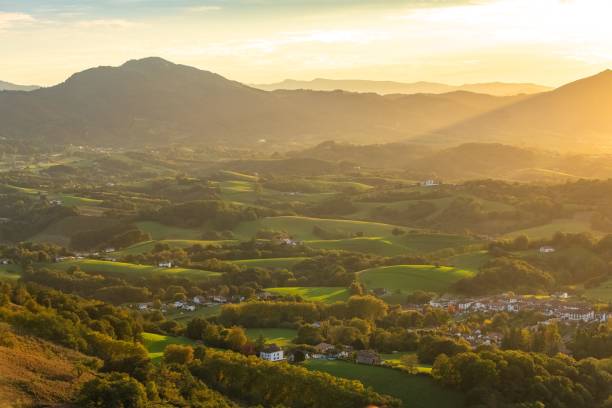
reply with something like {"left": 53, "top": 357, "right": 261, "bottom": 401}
{"left": 359, "top": 265, "right": 474, "bottom": 302}
{"left": 0, "top": 264, "right": 20, "bottom": 281}
{"left": 305, "top": 237, "right": 409, "bottom": 256}
{"left": 305, "top": 359, "right": 464, "bottom": 408}
{"left": 584, "top": 278, "right": 612, "bottom": 302}
{"left": 117, "top": 239, "right": 236, "bottom": 255}
{"left": 504, "top": 217, "right": 599, "bottom": 240}
{"left": 244, "top": 328, "right": 297, "bottom": 346}
{"left": 142, "top": 332, "right": 196, "bottom": 362}
{"left": 380, "top": 352, "right": 432, "bottom": 374}
{"left": 233, "top": 216, "right": 403, "bottom": 241}
{"left": 233, "top": 257, "right": 308, "bottom": 269}
{"left": 164, "top": 304, "right": 223, "bottom": 323}
{"left": 136, "top": 221, "right": 205, "bottom": 240}
{"left": 265, "top": 287, "right": 350, "bottom": 303}
{"left": 52, "top": 259, "right": 221, "bottom": 280}
{"left": 446, "top": 250, "right": 491, "bottom": 272}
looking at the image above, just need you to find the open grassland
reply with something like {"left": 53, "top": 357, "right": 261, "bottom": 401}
{"left": 446, "top": 250, "right": 491, "bottom": 272}
{"left": 380, "top": 352, "right": 432, "bottom": 374}
{"left": 265, "top": 287, "right": 350, "bottom": 303}
{"left": 244, "top": 328, "right": 297, "bottom": 346}
{"left": 584, "top": 278, "right": 612, "bottom": 302}
{"left": 504, "top": 217, "right": 600, "bottom": 240}
{"left": 233, "top": 257, "right": 307, "bottom": 269}
{"left": 52, "top": 259, "right": 221, "bottom": 280}
{"left": 0, "top": 265, "right": 21, "bottom": 281}
{"left": 233, "top": 216, "right": 402, "bottom": 241}
{"left": 136, "top": 221, "right": 206, "bottom": 240}
{"left": 142, "top": 333, "right": 196, "bottom": 362}
{"left": 117, "top": 239, "right": 236, "bottom": 255}
{"left": 305, "top": 359, "right": 464, "bottom": 408}
{"left": 305, "top": 237, "right": 409, "bottom": 257}
{"left": 165, "top": 305, "right": 222, "bottom": 323}
{"left": 359, "top": 265, "right": 474, "bottom": 302}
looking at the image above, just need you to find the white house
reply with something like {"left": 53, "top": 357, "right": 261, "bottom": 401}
{"left": 158, "top": 261, "right": 173, "bottom": 268}
{"left": 539, "top": 246, "right": 556, "bottom": 253}
{"left": 260, "top": 344, "right": 284, "bottom": 362}
{"left": 420, "top": 180, "right": 440, "bottom": 187}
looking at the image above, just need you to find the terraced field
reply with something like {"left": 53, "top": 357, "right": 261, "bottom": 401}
{"left": 265, "top": 287, "right": 350, "bottom": 303}
{"left": 358, "top": 264, "right": 474, "bottom": 303}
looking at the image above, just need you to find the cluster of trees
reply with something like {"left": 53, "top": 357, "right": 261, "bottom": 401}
{"left": 0, "top": 282, "right": 149, "bottom": 377}
{"left": 501, "top": 324, "right": 563, "bottom": 356}
{"left": 570, "top": 324, "right": 612, "bottom": 359}
{"left": 140, "top": 200, "right": 274, "bottom": 230}
{"left": 70, "top": 222, "right": 150, "bottom": 250}
{"left": 190, "top": 348, "right": 401, "bottom": 408}
{"left": 432, "top": 349, "right": 612, "bottom": 407}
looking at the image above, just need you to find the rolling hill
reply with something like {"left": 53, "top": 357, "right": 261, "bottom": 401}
{"left": 422, "top": 69, "right": 612, "bottom": 151}
{"left": 253, "top": 78, "right": 550, "bottom": 96}
{"left": 0, "top": 80, "right": 39, "bottom": 92}
{"left": 0, "top": 57, "right": 524, "bottom": 148}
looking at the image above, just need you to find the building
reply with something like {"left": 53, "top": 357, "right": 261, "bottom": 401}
{"left": 260, "top": 344, "right": 284, "bottom": 362}
{"left": 158, "top": 261, "right": 173, "bottom": 268}
{"left": 420, "top": 179, "right": 440, "bottom": 187}
{"left": 539, "top": 246, "right": 556, "bottom": 253}
{"left": 355, "top": 350, "right": 381, "bottom": 365}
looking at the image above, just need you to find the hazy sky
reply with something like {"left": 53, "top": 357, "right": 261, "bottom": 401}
{"left": 1, "top": 0, "right": 611, "bottom": 86}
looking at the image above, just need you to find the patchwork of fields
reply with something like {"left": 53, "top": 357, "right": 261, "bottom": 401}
{"left": 265, "top": 287, "right": 350, "bottom": 303}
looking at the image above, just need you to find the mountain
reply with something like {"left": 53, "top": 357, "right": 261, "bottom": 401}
{"left": 420, "top": 70, "right": 612, "bottom": 151}
{"left": 0, "top": 80, "right": 39, "bottom": 92}
{"left": 253, "top": 78, "right": 551, "bottom": 96}
{"left": 0, "top": 57, "right": 523, "bottom": 147}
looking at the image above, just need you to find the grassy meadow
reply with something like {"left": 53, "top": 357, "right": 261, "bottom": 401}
{"left": 142, "top": 333, "right": 197, "bottom": 362}
{"left": 244, "top": 328, "right": 297, "bottom": 346}
{"left": 305, "top": 359, "right": 464, "bottom": 408}
{"left": 359, "top": 264, "right": 474, "bottom": 302}
{"left": 265, "top": 287, "right": 350, "bottom": 303}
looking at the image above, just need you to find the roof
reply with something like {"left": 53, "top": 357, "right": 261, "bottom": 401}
{"left": 262, "top": 344, "right": 282, "bottom": 353}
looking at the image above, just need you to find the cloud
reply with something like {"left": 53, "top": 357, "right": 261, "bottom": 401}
{"left": 74, "top": 19, "right": 141, "bottom": 29}
{"left": 0, "top": 12, "right": 35, "bottom": 31}
{"left": 185, "top": 5, "right": 222, "bottom": 12}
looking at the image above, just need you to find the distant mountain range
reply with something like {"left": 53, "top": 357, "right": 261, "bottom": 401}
{"left": 252, "top": 78, "right": 551, "bottom": 96}
{"left": 0, "top": 57, "right": 609, "bottom": 152}
{"left": 0, "top": 80, "right": 40, "bottom": 92}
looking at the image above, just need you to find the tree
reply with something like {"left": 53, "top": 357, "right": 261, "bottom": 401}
{"left": 400, "top": 353, "right": 419, "bottom": 374}
{"left": 78, "top": 372, "right": 148, "bottom": 408}
{"left": 164, "top": 344, "right": 194, "bottom": 365}
{"left": 346, "top": 295, "right": 387, "bottom": 321}
{"left": 224, "top": 326, "right": 248, "bottom": 351}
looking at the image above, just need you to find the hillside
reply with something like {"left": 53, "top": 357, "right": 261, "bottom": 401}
{"left": 0, "top": 57, "right": 523, "bottom": 148}
{"left": 0, "top": 80, "right": 39, "bottom": 92}
{"left": 0, "top": 327, "right": 95, "bottom": 406}
{"left": 253, "top": 78, "right": 550, "bottom": 96}
{"left": 422, "top": 70, "right": 612, "bottom": 151}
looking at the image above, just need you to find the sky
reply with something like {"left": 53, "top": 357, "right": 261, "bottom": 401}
{"left": 1, "top": 0, "right": 611, "bottom": 87}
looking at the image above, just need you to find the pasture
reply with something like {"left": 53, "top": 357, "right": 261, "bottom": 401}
{"left": 305, "top": 359, "right": 464, "bottom": 408}
{"left": 51, "top": 259, "right": 221, "bottom": 280}
{"left": 584, "top": 278, "right": 612, "bottom": 302}
{"left": 233, "top": 257, "right": 307, "bottom": 269}
{"left": 142, "top": 333, "right": 196, "bottom": 362}
{"left": 358, "top": 264, "right": 474, "bottom": 302}
{"left": 117, "top": 239, "right": 235, "bottom": 255}
{"left": 244, "top": 328, "right": 297, "bottom": 346}
{"left": 265, "top": 287, "right": 350, "bottom": 303}
{"left": 136, "top": 221, "right": 204, "bottom": 240}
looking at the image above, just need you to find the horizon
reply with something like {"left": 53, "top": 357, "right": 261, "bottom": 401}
{"left": 1, "top": 0, "right": 612, "bottom": 87}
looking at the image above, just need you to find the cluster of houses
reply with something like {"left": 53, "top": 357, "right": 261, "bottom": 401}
{"left": 259, "top": 341, "right": 383, "bottom": 366}
{"left": 428, "top": 294, "right": 607, "bottom": 323}
{"left": 136, "top": 294, "right": 230, "bottom": 313}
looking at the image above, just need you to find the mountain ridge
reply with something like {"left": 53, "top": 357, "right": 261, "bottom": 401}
{"left": 252, "top": 78, "right": 552, "bottom": 96}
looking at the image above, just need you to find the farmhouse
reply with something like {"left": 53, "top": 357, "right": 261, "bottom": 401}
{"left": 158, "top": 261, "right": 173, "bottom": 268}
{"left": 355, "top": 350, "right": 381, "bottom": 365}
{"left": 539, "top": 246, "right": 556, "bottom": 253}
{"left": 260, "top": 344, "right": 284, "bottom": 362}
{"left": 420, "top": 179, "right": 440, "bottom": 187}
